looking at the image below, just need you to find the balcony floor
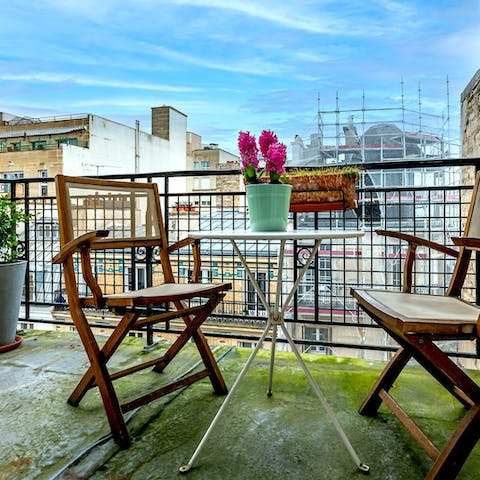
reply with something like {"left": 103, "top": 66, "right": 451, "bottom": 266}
{"left": 2, "top": 331, "right": 480, "bottom": 480}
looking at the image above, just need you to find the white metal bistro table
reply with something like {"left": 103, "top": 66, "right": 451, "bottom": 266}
{"left": 180, "top": 229, "right": 369, "bottom": 474}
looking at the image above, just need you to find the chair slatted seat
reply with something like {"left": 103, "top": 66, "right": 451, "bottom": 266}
{"left": 351, "top": 171, "right": 480, "bottom": 480}
{"left": 53, "top": 175, "right": 231, "bottom": 448}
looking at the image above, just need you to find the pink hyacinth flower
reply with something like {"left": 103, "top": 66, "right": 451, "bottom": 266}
{"left": 238, "top": 131, "right": 259, "bottom": 183}
{"left": 259, "top": 129, "right": 278, "bottom": 159}
{"left": 265, "top": 142, "right": 287, "bottom": 177}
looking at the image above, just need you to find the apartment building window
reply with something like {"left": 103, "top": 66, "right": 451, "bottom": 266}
{"left": 32, "top": 140, "right": 47, "bottom": 150}
{"left": 389, "top": 245, "right": 402, "bottom": 288}
{"left": 36, "top": 222, "right": 59, "bottom": 240}
{"left": 246, "top": 272, "right": 267, "bottom": 314}
{"left": 126, "top": 266, "right": 146, "bottom": 291}
{"left": 297, "top": 269, "right": 315, "bottom": 305}
{"left": 58, "top": 137, "right": 78, "bottom": 146}
{"left": 304, "top": 325, "right": 330, "bottom": 354}
{"left": 39, "top": 170, "right": 48, "bottom": 196}
{"left": 193, "top": 178, "right": 211, "bottom": 190}
{"left": 186, "top": 269, "right": 212, "bottom": 282}
{"left": 2, "top": 171, "right": 24, "bottom": 193}
{"left": 201, "top": 160, "right": 210, "bottom": 168}
{"left": 319, "top": 256, "right": 332, "bottom": 283}
{"left": 193, "top": 161, "right": 199, "bottom": 169}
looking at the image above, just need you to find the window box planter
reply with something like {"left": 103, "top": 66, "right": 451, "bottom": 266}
{"left": 286, "top": 168, "right": 359, "bottom": 212}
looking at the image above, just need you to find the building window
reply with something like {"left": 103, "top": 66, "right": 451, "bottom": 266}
{"left": 36, "top": 222, "right": 59, "bottom": 240}
{"left": 304, "top": 326, "right": 330, "bottom": 354}
{"left": 187, "top": 269, "right": 213, "bottom": 282}
{"left": 39, "top": 170, "right": 48, "bottom": 196}
{"left": 126, "top": 266, "right": 146, "bottom": 291}
{"left": 193, "top": 161, "right": 199, "bottom": 169}
{"left": 193, "top": 178, "right": 211, "bottom": 190}
{"left": 390, "top": 245, "right": 402, "bottom": 288}
{"left": 297, "top": 269, "right": 315, "bottom": 306}
{"left": 201, "top": 160, "right": 210, "bottom": 169}
{"left": 319, "top": 256, "right": 332, "bottom": 283}
{"left": 200, "top": 178, "right": 211, "bottom": 189}
{"left": 11, "top": 142, "right": 22, "bottom": 151}
{"left": 57, "top": 137, "right": 78, "bottom": 146}
{"left": 32, "top": 141, "right": 47, "bottom": 150}
{"left": 246, "top": 272, "right": 267, "bottom": 314}
{"left": 2, "top": 171, "right": 24, "bottom": 193}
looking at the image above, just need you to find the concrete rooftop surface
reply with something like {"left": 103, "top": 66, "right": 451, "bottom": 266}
{"left": 1, "top": 331, "right": 480, "bottom": 480}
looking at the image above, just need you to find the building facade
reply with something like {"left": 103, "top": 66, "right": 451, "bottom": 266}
{"left": 186, "top": 133, "right": 241, "bottom": 209}
{"left": 0, "top": 106, "right": 188, "bottom": 196}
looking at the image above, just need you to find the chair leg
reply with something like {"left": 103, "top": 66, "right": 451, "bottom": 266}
{"left": 69, "top": 309, "right": 135, "bottom": 448}
{"left": 407, "top": 336, "right": 480, "bottom": 408}
{"left": 359, "top": 347, "right": 411, "bottom": 416}
{"left": 190, "top": 328, "right": 228, "bottom": 394}
{"left": 69, "top": 311, "right": 139, "bottom": 406}
{"left": 426, "top": 404, "right": 480, "bottom": 480}
{"left": 156, "top": 294, "right": 228, "bottom": 395}
{"left": 93, "top": 358, "right": 132, "bottom": 448}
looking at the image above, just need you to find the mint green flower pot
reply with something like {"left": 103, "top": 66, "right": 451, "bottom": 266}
{"left": 246, "top": 183, "right": 292, "bottom": 232}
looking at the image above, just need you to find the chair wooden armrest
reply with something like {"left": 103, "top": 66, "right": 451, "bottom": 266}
{"left": 376, "top": 229, "right": 458, "bottom": 293}
{"left": 376, "top": 229, "right": 458, "bottom": 257}
{"left": 168, "top": 237, "right": 202, "bottom": 282}
{"left": 53, "top": 230, "right": 110, "bottom": 264}
{"left": 167, "top": 236, "right": 199, "bottom": 253}
{"left": 451, "top": 237, "right": 480, "bottom": 251}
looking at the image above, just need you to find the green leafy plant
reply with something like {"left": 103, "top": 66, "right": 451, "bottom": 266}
{"left": 0, "top": 196, "right": 32, "bottom": 263}
{"left": 287, "top": 166, "right": 360, "bottom": 178}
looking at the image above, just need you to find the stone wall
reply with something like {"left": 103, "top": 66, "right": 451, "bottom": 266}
{"left": 461, "top": 69, "right": 480, "bottom": 158}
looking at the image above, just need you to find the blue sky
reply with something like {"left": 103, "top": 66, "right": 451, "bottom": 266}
{"left": 1, "top": 0, "right": 479, "bottom": 155}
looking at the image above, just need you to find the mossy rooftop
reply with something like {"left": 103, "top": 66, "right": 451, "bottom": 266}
{"left": 2, "top": 331, "right": 480, "bottom": 480}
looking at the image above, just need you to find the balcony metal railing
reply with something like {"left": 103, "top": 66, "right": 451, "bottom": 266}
{"left": 4, "top": 157, "right": 480, "bottom": 362}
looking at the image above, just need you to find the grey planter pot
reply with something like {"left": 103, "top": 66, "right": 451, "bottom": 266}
{"left": 0, "top": 260, "right": 27, "bottom": 346}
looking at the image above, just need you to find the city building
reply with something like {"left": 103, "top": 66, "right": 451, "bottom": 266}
{"left": 186, "top": 132, "right": 241, "bottom": 209}
{"left": 0, "top": 106, "right": 188, "bottom": 196}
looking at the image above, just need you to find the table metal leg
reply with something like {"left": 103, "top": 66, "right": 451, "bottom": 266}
{"left": 279, "top": 322, "right": 369, "bottom": 474}
{"left": 179, "top": 320, "right": 273, "bottom": 473}
{"left": 267, "top": 324, "right": 277, "bottom": 396}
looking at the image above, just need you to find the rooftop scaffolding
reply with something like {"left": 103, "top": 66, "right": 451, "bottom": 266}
{"left": 290, "top": 80, "right": 459, "bottom": 167}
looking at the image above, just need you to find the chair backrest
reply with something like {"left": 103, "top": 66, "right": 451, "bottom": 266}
{"left": 463, "top": 171, "right": 480, "bottom": 238}
{"left": 447, "top": 171, "right": 480, "bottom": 297}
{"left": 55, "top": 175, "right": 175, "bottom": 306}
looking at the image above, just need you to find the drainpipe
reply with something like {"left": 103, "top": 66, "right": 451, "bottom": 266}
{"left": 135, "top": 120, "right": 140, "bottom": 173}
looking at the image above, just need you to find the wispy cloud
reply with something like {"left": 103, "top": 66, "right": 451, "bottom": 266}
{"left": 168, "top": 0, "right": 336, "bottom": 33}
{"left": 0, "top": 73, "right": 201, "bottom": 92}
{"left": 166, "top": 0, "right": 421, "bottom": 37}
{"left": 144, "top": 43, "right": 284, "bottom": 77}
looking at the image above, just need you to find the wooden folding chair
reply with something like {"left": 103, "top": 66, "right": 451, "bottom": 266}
{"left": 350, "top": 171, "right": 480, "bottom": 479}
{"left": 53, "top": 175, "right": 231, "bottom": 448}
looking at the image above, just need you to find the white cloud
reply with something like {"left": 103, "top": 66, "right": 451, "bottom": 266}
{"left": 145, "top": 43, "right": 283, "bottom": 76}
{"left": 0, "top": 73, "right": 201, "bottom": 92}
{"left": 163, "top": 0, "right": 336, "bottom": 33}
